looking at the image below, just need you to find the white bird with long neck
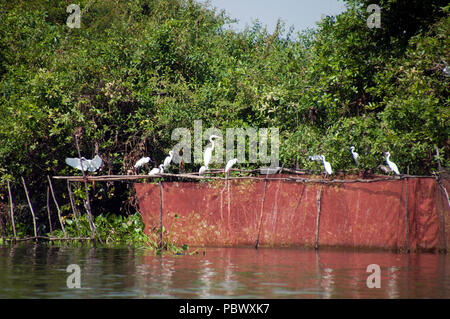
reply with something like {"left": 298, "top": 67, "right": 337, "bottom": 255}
{"left": 385, "top": 152, "right": 400, "bottom": 175}
{"left": 225, "top": 158, "right": 238, "bottom": 176}
{"left": 163, "top": 150, "right": 174, "bottom": 169}
{"left": 203, "top": 135, "right": 219, "bottom": 168}
{"left": 134, "top": 156, "right": 151, "bottom": 169}
{"left": 198, "top": 165, "right": 207, "bottom": 176}
{"left": 148, "top": 164, "right": 164, "bottom": 176}
{"left": 321, "top": 155, "right": 333, "bottom": 176}
{"left": 350, "top": 146, "right": 359, "bottom": 165}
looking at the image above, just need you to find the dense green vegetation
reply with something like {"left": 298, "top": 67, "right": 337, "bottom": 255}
{"left": 0, "top": 0, "right": 448, "bottom": 238}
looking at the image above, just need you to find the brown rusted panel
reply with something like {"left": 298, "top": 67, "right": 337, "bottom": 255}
{"left": 135, "top": 176, "right": 449, "bottom": 250}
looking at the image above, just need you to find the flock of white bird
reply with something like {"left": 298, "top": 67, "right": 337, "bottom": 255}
{"left": 308, "top": 147, "right": 400, "bottom": 176}
{"left": 65, "top": 135, "right": 401, "bottom": 177}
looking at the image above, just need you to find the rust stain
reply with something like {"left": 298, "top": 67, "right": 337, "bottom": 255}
{"left": 135, "top": 176, "right": 449, "bottom": 251}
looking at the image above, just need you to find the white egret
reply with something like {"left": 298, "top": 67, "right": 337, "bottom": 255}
{"left": 148, "top": 164, "right": 164, "bottom": 176}
{"left": 163, "top": 150, "right": 174, "bottom": 169}
{"left": 225, "top": 158, "right": 238, "bottom": 176}
{"left": 321, "top": 155, "right": 333, "bottom": 175}
{"left": 134, "top": 156, "right": 151, "bottom": 169}
{"left": 443, "top": 66, "right": 450, "bottom": 77}
{"left": 350, "top": 146, "right": 359, "bottom": 165}
{"left": 308, "top": 155, "right": 323, "bottom": 161}
{"left": 378, "top": 165, "right": 392, "bottom": 174}
{"left": 385, "top": 152, "right": 400, "bottom": 175}
{"left": 66, "top": 155, "right": 102, "bottom": 172}
{"left": 199, "top": 165, "right": 207, "bottom": 176}
{"left": 203, "top": 135, "right": 219, "bottom": 168}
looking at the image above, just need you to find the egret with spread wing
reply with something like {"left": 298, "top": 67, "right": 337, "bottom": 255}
{"left": 66, "top": 155, "right": 102, "bottom": 172}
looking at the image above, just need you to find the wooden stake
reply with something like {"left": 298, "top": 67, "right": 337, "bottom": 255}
{"left": 47, "top": 175, "right": 66, "bottom": 238}
{"left": 435, "top": 146, "right": 442, "bottom": 171}
{"left": 158, "top": 180, "right": 163, "bottom": 249}
{"left": 21, "top": 177, "right": 37, "bottom": 240}
{"left": 314, "top": 184, "right": 324, "bottom": 250}
{"left": 46, "top": 186, "right": 53, "bottom": 234}
{"left": 255, "top": 174, "right": 269, "bottom": 249}
{"left": 404, "top": 176, "right": 410, "bottom": 253}
{"left": 67, "top": 180, "right": 81, "bottom": 237}
{"left": 7, "top": 181, "right": 17, "bottom": 240}
{"left": 227, "top": 177, "right": 231, "bottom": 234}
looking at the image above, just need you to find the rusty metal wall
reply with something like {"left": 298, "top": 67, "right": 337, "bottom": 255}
{"left": 135, "top": 176, "right": 449, "bottom": 251}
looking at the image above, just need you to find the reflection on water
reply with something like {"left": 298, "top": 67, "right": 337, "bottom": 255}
{"left": 0, "top": 244, "right": 448, "bottom": 298}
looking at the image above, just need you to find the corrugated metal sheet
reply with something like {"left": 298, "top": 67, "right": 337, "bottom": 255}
{"left": 135, "top": 175, "right": 449, "bottom": 251}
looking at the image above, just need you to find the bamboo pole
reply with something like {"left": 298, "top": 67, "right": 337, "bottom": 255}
{"left": 255, "top": 174, "right": 269, "bottom": 249}
{"left": 404, "top": 176, "right": 410, "bottom": 253}
{"left": 67, "top": 180, "right": 81, "bottom": 237}
{"left": 314, "top": 184, "right": 324, "bottom": 250}
{"left": 227, "top": 177, "right": 231, "bottom": 233}
{"left": 436, "top": 175, "right": 450, "bottom": 209}
{"left": 47, "top": 175, "right": 66, "bottom": 238}
{"left": 46, "top": 186, "right": 53, "bottom": 234}
{"left": 21, "top": 177, "right": 37, "bottom": 240}
{"left": 51, "top": 173, "right": 431, "bottom": 184}
{"left": 158, "top": 180, "right": 164, "bottom": 249}
{"left": 3, "top": 236, "right": 93, "bottom": 242}
{"left": 7, "top": 181, "right": 17, "bottom": 240}
{"left": 404, "top": 166, "right": 410, "bottom": 253}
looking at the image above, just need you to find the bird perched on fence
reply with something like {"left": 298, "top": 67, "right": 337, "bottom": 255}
{"left": 148, "top": 164, "right": 164, "bottom": 176}
{"left": 308, "top": 155, "right": 332, "bottom": 176}
{"left": 225, "top": 158, "right": 238, "bottom": 176}
{"left": 163, "top": 150, "right": 174, "bottom": 170}
{"left": 378, "top": 165, "right": 392, "bottom": 174}
{"left": 199, "top": 165, "right": 207, "bottom": 176}
{"left": 134, "top": 156, "right": 151, "bottom": 173}
{"left": 384, "top": 152, "right": 400, "bottom": 175}
{"left": 203, "top": 135, "right": 219, "bottom": 168}
{"left": 66, "top": 155, "right": 102, "bottom": 172}
{"left": 350, "top": 146, "right": 359, "bottom": 165}
{"left": 321, "top": 155, "right": 333, "bottom": 176}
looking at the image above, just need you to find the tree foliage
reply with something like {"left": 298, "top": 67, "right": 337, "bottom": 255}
{"left": 0, "top": 0, "right": 448, "bottom": 235}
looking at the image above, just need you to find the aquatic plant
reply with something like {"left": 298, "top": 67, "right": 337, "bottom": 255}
{"left": 51, "top": 212, "right": 193, "bottom": 254}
